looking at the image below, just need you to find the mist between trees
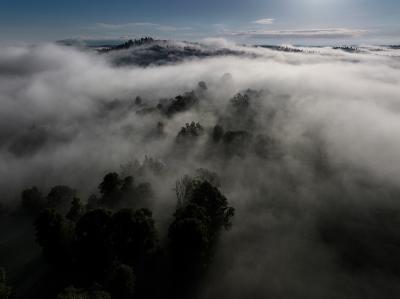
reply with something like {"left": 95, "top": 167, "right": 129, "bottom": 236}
{"left": 1, "top": 40, "right": 400, "bottom": 298}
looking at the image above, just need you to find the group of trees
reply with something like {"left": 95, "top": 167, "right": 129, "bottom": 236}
{"left": 4, "top": 168, "right": 234, "bottom": 299}
{"left": 34, "top": 206, "right": 156, "bottom": 298}
{"left": 176, "top": 122, "right": 205, "bottom": 143}
{"left": 21, "top": 173, "right": 153, "bottom": 217}
{"left": 133, "top": 84, "right": 280, "bottom": 159}
{"left": 119, "top": 156, "right": 165, "bottom": 179}
{"left": 21, "top": 185, "right": 77, "bottom": 216}
{"left": 159, "top": 88, "right": 281, "bottom": 160}
{"left": 169, "top": 179, "right": 234, "bottom": 279}
{"left": 100, "top": 37, "right": 155, "bottom": 53}
{"left": 158, "top": 91, "right": 199, "bottom": 117}
{"left": 3, "top": 85, "right": 275, "bottom": 298}
{"left": 174, "top": 120, "right": 280, "bottom": 160}
{"left": 136, "top": 81, "right": 207, "bottom": 118}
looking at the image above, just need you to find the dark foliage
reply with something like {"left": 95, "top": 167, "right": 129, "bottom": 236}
{"left": 260, "top": 45, "right": 304, "bottom": 53}
{"left": 111, "top": 209, "right": 157, "bottom": 267}
{"left": 57, "top": 285, "right": 111, "bottom": 299}
{"left": 106, "top": 41, "right": 248, "bottom": 67}
{"left": 230, "top": 93, "right": 250, "bottom": 111}
{"left": 176, "top": 122, "right": 205, "bottom": 143}
{"left": 47, "top": 185, "right": 76, "bottom": 214}
{"left": 10, "top": 168, "right": 234, "bottom": 299}
{"left": 190, "top": 182, "right": 235, "bottom": 231}
{"left": 97, "top": 173, "right": 153, "bottom": 209}
{"left": 35, "top": 209, "right": 73, "bottom": 265}
{"left": 168, "top": 179, "right": 234, "bottom": 296}
{"left": 169, "top": 207, "right": 211, "bottom": 273}
{"left": 163, "top": 91, "right": 199, "bottom": 117}
{"left": 20, "top": 187, "right": 45, "bottom": 216}
{"left": 99, "top": 37, "right": 154, "bottom": 53}
{"left": 0, "top": 268, "right": 12, "bottom": 299}
{"left": 212, "top": 125, "right": 224, "bottom": 143}
{"left": 75, "top": 209, "right": 114, "bottom": 281}
{"left": 99, "top": 173, "right": 122, "bottom": 205}
{"left": 66, "top": 198, "right": 84, "bottom": 222}
{"left": 107, "top": 263, "right": 135, "bottom": 299}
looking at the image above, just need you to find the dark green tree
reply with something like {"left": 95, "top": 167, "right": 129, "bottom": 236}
{"left": 120, "top": 176, "right": 134, "bottom": 193}
{"left": 21, "top": 186, "right": 44, "bottom": 215}
{"left": 99, "top": 173, "right": 121, "bottom": 196}
{"left": 111, "top": 209, "right": 157, "bottom": 267}
{"left": 35, "top": 209, "right": 73, "bottom": 264}
{"left": 212, "top": 125, "right": 224, "bottom": 143}
{"left": 99, "top": 173, "right": 153, "bottom": 209}
{"left": 169, "top": 204, "right": 211, "bottom": 271}
{"left": 107, "top": 263, "right": 135, "bottom": 299}
{"left": 98, "top": 173, "right": 122, "bottom": 208}
{"left": 176, "top": 122, "right": 204, "bottom": 143}
{"left": 66, "top": 198, "right": 84, "bottom": 222}
{"left": 168, "top": 179, "right": 235, "bottom": 297}
{"left": 194, "top": 168, "right": 221, "bottom": 188}
{"left": 190, "top": 181, "right": 235, "bottom": 232}
{"left": 86, "top": 195, "right": 100, "bottom": 211}
{"left": 75, "top": 209, "right": 113, "bottom": 281}
{"left": 47, "top": 185, "right": 76, "bottom": 213}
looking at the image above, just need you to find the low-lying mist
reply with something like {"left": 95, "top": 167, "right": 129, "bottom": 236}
{"left": 1, "top": 39, "right": 400, "bottom": 298}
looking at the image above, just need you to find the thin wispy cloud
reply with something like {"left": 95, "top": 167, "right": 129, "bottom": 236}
{"left": 230, "top": 28, "right": 368, "bottom": 39}
{"left": 95, "top": 22, "right": 192, "bottom": 32}
{"left": 157, "top": 25, "right": 192, "bottom": 31}
{"left": 252, "top": 18, "right": 275, "bottom": 25}
{"left": 95, "top": 22, "right": 158, "bottom": 29}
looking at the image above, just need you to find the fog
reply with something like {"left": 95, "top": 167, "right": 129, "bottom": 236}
{"left": 1, "top": 40, "right": 400, "bottom": 298}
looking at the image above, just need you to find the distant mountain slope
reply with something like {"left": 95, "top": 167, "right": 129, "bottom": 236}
{"left": 57, "top": 37, "right": 400, "bottom": 67}
{"left": 97, "top": 38, "right": 250, "bottom": 66}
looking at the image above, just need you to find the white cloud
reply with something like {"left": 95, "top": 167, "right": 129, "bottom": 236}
{"left": 252, "top": 18, "right": 275, "bottom": 25}
{"left": 157, "top": 26, "right": 192, "bottom": 31}
{"left": 95, "top": 22, "right": 158, "bottom": 29}
{"left": 95, "top": 22, "right": 192, "bottom": 32}
{"left": 230, "top": 28, "right": 368, "bottom": 39}
{"left": 3, "top": 41, "right": 400, "bottom": 299}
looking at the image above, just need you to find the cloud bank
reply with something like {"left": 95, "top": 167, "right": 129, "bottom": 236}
{"left": 252, "top": 18, "right": 275, "bottom": 25}
{"left": 1, "top": 40, "right": 400, "bottom": 298}
{"left": 230, "top": 28, "right": 368, "bottom": 39}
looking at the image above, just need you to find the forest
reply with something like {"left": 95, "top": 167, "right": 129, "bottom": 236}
{"left": 0, "top": 166, "right": 234, "bottom": 298}
{"left": 1, "top": 40, "right": 400, "bottom": 298}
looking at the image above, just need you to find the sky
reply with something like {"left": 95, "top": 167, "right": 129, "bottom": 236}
{"left": 0, "top": 0, "right": 400, "bottom": 44}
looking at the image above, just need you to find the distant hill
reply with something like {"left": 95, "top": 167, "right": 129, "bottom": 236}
{"left": 97, "top": 39, "right": 251, "bottom": 67}
{"left": 98, "top": 37, "right": 155, "bottom": 52}
{"left": 56, "top": 38, "right": 400, "bottom": 67}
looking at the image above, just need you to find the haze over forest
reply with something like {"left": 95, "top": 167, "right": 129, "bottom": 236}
{"left": 1, "top": 0, "right": 400, "bottom": 298}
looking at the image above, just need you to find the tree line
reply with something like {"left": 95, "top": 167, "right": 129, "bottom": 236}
{"left": 2, "top": 169, "right": 234, "bottom": 299}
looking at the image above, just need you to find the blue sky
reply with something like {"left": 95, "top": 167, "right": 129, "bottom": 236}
{"left": 0, "top": 0, "right": 399, "bottom": 44}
